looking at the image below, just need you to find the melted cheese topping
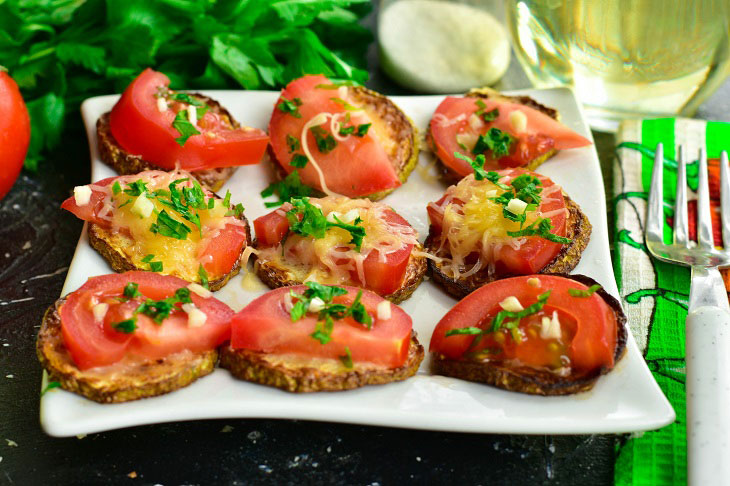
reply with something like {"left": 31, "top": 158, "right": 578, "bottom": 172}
{"left": 93, "top": 171, "right": 246, "bottom": 280}
{"left": 258, "top": 196, "right": 418, "bottom": 287}
{"left": 433, "top": 173, "right": 545, "bottom": 278}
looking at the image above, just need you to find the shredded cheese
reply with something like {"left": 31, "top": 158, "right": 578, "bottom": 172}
{"left": 187, "top": 282, "right": 212, "bottom": 299}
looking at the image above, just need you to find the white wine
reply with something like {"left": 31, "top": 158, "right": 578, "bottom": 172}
{"left": 506, "top": 0, "right": 730, "bottom": 130}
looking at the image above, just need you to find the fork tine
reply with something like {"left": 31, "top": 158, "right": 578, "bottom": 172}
{"left": 647, "top": 143, "right": 665, "bottom": 243}
{"left": 674, "top": 146, "right": 689, "bottom": 246}
{"left": 721, "top": 151, "right": 730, "bottom": 248}
{"left": 697, "top": 147, "right": 715, "bottom": 249}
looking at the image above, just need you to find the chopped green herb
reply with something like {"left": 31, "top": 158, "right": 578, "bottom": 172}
{"left": 135, "top": 288, "right": 192, "bottom": 324}
{"left": 481, "top": 108, "right": 499, "bottom": 122}
{"left": 445, "top": 327, "right": 484, "bottom": 336}
{"left": 260, "top": 171, "right": 312, "bottom": 208}
{"left": 485, "top": 172, "right": 510, "bottom": 190}
{"left": 356, "top": 123, "right": 371, "bottom": 137}
{"left": 123, "top": 282, "right": 141, "bottom": 299}
{"left": 223, "top": 190, "right": 232, "bottom": 208}
{"left": 208, "top": 198, "right": 216, "bottom": 210}
{"left": 150, "top": 210, "right": 192, "bottom": 240}
{"left": 507, "top": 218, "right": 572, "bottom": 244}
{"left": 278, "top": 97, "right": 303, "bottom": 118}
{"left": 472, "top": 127, "right": 515, "bottom": 158}
{"left": 339, "top": 347, "right": 353, "bottom": 368}
{"left": 330, "top": 97, "right": 359, "bottom": 111}
{"left": 168, "top": 92, "right": 205, "bottom": 107}
{"left": 345, "top": 290, "right": 371, "bottom": 328}
{"left": 112, "top": 181, "right": 122, "bottom": 195}
{"left": 149, "top": 261, "right": 163, "bottom": 272}
{"left": 41, "top": 381, "right": 61, "bottom": 396}
{"left": 124, "top": 180, "right": 148, "bottom": 197}
{"left": 454, "top": 152, "right": 489, "bottom": 181}
{"left": 112, "top": 318, "right": 137, "bottom": 334}
{"left": 457, "top": 141, "right": 468, "bottom": 151}
{"left": 227, "top": 203, "right": 245, "bottom": 218}
{"left": 474, "top": 99, "right": 487, "bottom": 113}
{"left": 338, "top": 125, "right": 355, "bottom": 136}
{"left": 291, "top": 154, "right": 309, "bottom": 168}
{"left": 310, "top": 125, "right": 337, "bottom": 153}
{"left": 198, "top": 264, "right": 210, "bottom": 290}
{"left": 568, "top": 284, "right": 602, "bottom": 298}
{"left": 172, "top": 110, "right": 201, "bottom": 146}
{"left": 286, "top": 198, "right": 366, "bottom": 251}
{"left": 286, "top": 134, "right": 301, "bottom": 153}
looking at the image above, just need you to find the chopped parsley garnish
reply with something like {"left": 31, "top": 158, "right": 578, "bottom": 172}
{"left": 339, "top": 347, "right": 353, "bottom": 369}
{"left": 198, "top": 264, "right": 209, "bottom": 290}
{"left": 506, "top": 217, "right": 572, "bottom": 244}
{"left": 472, "top": 127, "right": 514, "bottom": 158}
{"left": 123, "top": 282, "right": 142, "bottom": 299}
{"left": 490, "top": 173, "right": 542, "bottom": 226}
{"left": 310, "top": 125, "right": 337, "bottom": 153}
{"left": 286, "top": 198, "right": 366, "bottom": 251}
{"left": 474, "top": 100, "right": 499, "bottom": 122}
{"left": 226, "top": 203, "right": 245, "bottom": 218}
{"left": 356, "top": 123, "right": 371, "bottom": 137}
{"left": 142, "top": 254, "right": 163, "bottom": 272}
{"left": 278, "top": 97, "right": 302, "bottom": 118}
{"left": 168, "top": 92, "right": 205, "bottom": 107}
{"left": 290, "top": 154, "right": 309, "bottom": 168}
{"left": 112, "top": 318, "right": 137, "bottom": 334}
{"left": 112, "top": 181, "right": 122, "bottom": 195}
{"left": 289, "top": 282, "right": 372, "bottom": 345}
{"left": 172, "top": 109, "right": 201, "bottom": 146}
{"left": 337, "top": 122, "right": 369, "bottom": 137}
{"left": 444, "top": 291, "right": 552, "bottom": 339}
{"left": 41, "top": 381, "right": 61, "bottom": 396}
{"left": 338, "top": 125, "right": 355, "bottom": 136}
{"left": 123, "top": 179, "right": 148, "bottom": 197}
{"left": 568, "top": 284, "right": 602, "bottom": 298}
{"left": 260, "top": 171, "right": 312, "bottom": 208}
{"left": 150, "top": 210, "right": 193, "bottom": 240}
{"left": 286, "top": 134, "right": 301, "bottom": 153}
{"left": 454, "top": 152, "right": 489, "bottom": 181}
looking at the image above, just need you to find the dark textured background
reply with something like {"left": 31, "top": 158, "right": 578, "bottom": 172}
{"left": 3, "top": 4, "right": 730, "bottom": 485}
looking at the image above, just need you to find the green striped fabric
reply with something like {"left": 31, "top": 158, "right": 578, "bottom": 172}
{"left": 613, "top": 118, "right": 729, "bottom": 485}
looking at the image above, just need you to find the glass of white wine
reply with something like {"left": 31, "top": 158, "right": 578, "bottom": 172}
{"left": 505, "top": 0, "right": 730, "bottom": 131}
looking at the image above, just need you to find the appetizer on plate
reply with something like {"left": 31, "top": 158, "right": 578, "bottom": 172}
{"left": 268, "top": 74, "right": 419, "bottom": 200}
{"left": 220, "top": 283, "right": 424, "bottom": 392}
{"left": 37, "top": 272, "right": 233, "bottom": 403}
{"left": 98, "top": 68, "right": 269, "bottom": 191}
{"left": 425, "top": 162, "right": 590, "bottom": 298}
{"left": 429, "top": 275, "right": 627, "bottom": 395}
{"left": 252, "top": 196, "right": 427, "bottom": 303}
{"left": 62, "top": 170, "right": 250, "bottom": 291}
{"left": 427, "top": 87, "right": 591, "bottom": 180}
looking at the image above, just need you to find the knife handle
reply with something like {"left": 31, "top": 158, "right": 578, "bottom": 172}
{"left": 686, "top": 306, "right": 730, "bottom": 485}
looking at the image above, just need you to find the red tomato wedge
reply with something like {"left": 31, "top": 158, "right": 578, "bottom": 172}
{"left": 253, "top": 204, "right": 415, "bottom": 296}
{"left": 427, "top": 169, "right": 567, "bottom": 275}
{"left": 109, "top": 68, "right": 268, "bottom": 172}
{"left": 59, "top": 272, "right": 233, "bottom": 370}
{"left": 231, "top": 285, "right": 412, "bottom": 367}
{"left": 61, "top": 171, "right": 248, "bottom": 280}
{"left": 429, "top": 96, "right": 591, "bottom": 177}
{"left": 268, "top": 75, "right": 400, "bottom": 197}
{"left": 429, "top": 275, "right": 618, "bottom": 373}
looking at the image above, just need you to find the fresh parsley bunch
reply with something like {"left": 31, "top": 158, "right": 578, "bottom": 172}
{"left": 0, "top": 0, "right": 372, "bottom": 170}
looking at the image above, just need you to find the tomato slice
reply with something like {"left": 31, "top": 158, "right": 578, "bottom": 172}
{"left": 253, "top": 206, "right": 414, "bottom": 296}
{"left": 427, "top": 169, "right": 567, "bottom": 275}
{"left": 109, "top": 68, "right": 269, "bottom": 172}
{"left": 429, "top": 275, "right": 617, "bottom": 373}
{"left": 268, "top": 75, "right": 401, "bottom": 197}
{"left": 429, "top": 96, "right": 591, "bottom": 177}
{"left": 198, "top": 223, "right": 248, "bottom": 277}
{"left": 231, "top": 285, "right": 412, "bottom": 367}
{"left": 0, "top": 71, "right": 30, "bottom": 201}
{"left": 59, "top": 272, "right": 233, "bottom": 370}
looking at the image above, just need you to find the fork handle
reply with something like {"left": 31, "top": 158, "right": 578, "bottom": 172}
{"left": 686, "top": 306, "right": 730, "bottom": 485}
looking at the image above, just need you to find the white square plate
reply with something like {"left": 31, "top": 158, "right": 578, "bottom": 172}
{"left": 40, "top": 88, "right": 674, "bottom": 437}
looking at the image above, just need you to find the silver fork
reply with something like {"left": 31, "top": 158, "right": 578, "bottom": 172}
{"left": 646, "top": 143, "right": 730, "bottom": 485}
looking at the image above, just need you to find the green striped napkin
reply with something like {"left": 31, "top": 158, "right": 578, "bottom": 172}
{"left": 613, "top": 118, "right": 730, "bottom": 485}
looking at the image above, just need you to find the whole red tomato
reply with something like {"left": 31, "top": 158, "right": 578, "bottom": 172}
{"left": 0, "top": 70, "right": 30, "bottom": 201}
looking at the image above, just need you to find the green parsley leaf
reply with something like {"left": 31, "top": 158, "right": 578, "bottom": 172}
{"left": 472, "top": 127, "right": 515, "bottom": 158}
{"left": 112, "top": 181, "right": 122, "bottom": 195}
{"left": 172, "top": 110, "right": 201, "bottom": 146}
{"left": 286, "top": 198, "right": 366, "bottom": 251}
{"left": 112, "top": 319, "right": 137, "bottom": 334}
{"left": 481, "top": 108, "right": 499, "bottom": 122}
{"left": 339, "top": 347, "right": 353, "bottom": 369}
{"left": 278, "top": 97, "right": 303, "bottom": 118}
{"left": 41, "top": 381, "right": 61, "bottom": 396}
{"left": 310, "top": 125, "right": 337, "bottom": 153}
{"left": 454, "top": 152, "right": 489, "bottom": 181}
{"left": 485, "top": 172, "right": 510, "bottom": 190}
{"left": 356, "top": 123, "right": 371, "bottom": 137}
{"left": 290, "top": 154, "right": 309, "bottom": 168}
{"left": 198, "top": 264, "right": 209, "bottom": 290}
{"left": 568, "top": 284, "right": 602, "bottom": 298}
{"left": 260, "top": 171, "right": 312, "bottom": 208}
{"left": 168, "top": 92, "right": 205, "bottom": 107}
{"left": 345, "top": 290, "right": 371, "bottom": 328}
{"left": 123, "top": 282, "right": 142, "bottom": 299}
{"left": 338, "top": 125, "right": 355, "bottom": 136}
{"left": 474, "top": 99, "right": 487, "bottom": 113}
{"left": 286, "top": 134, "right": 301, "bottom": 153}
{"left": 223, "top": 190, "right": 232, "bottom": 208}
{"left": 149, "top": 261, "right": 163, "bottom": 272}
{"left": 124, "top": 180, "right": 148, "bottom": 197}
{"left": 491, "top": 291, "right": 552, "bottom": 332}
{"left": 330, "top": 215, "right": 366, "bottom": 252}
{"left": 150, "top": 210, "right": 192, "bottom": 240}
{"left": 507, "top": 218, "right": 572, "bottom": 244}
{"left": 445, "top": 327, "right": 484, "bottom": 336}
